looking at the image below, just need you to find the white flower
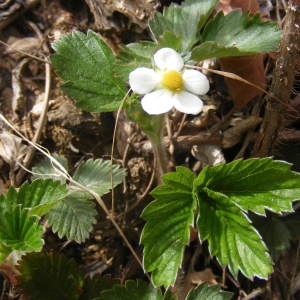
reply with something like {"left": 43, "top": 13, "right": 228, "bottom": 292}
{"left": 129, "top": 48, "right": 209, "bottom": 115}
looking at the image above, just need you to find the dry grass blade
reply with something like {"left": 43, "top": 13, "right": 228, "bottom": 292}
{"left": 110, "top": 89, "right": 131, "bottom": 214}
{"left": 15, "top": 62, "right": 51, "bottom": 185}
{"left": 185, "top": 65, "right": 280, "bottom": 103}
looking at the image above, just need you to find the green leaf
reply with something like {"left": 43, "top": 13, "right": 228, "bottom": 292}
{"left": 17, "top": 179, "right": 68, "bottom": 216}
{"left": 46, "top": 197, "right": 97, "bottom": 243}
{"left": 157, "top": 31, "right": 183, "bottom": 52}
{"left": 186, "top": 283, "right": 233, "bottom": 300}
{"left": 125, "top": 97, "right": 165, "bottom": 144}
{"left": 116, "top": 42, "right": 157, "bottom": 82}
{"left": 18, "top": 252, "right": 83, "bottom": 300}
{"left": 141, "top": 167, "right": 196, "bottom": 287}
{"left": 31, "top": 157, "right": 124, "bottom": 243}
{"left": 0, "top": 188, "right": 17, "bottom": 211}
{"left": 282, "top": 210, "right": 300, "bottom": 239}
{"left": 33, "top": 156, "right": 124, "bottom": 198}
{"left": 195, "top": 187, "right": 273, "bottom": 279}
{"left": 192, "top": 10, "right": 281, "bottom": 60}
{"left": 251, "top": 211, "right": 300, "bottom": 261}
{"left": 80, "top": 276, "right": 118, "bottom": 300}
{"left": 163, "top": 290, "right": 177, "bottom": 300}
{"left": 96, "top": 280, "right": 164, "bottom": 300}
{"left": 0, "top": 243, "right": 13, "bottom": 264}
{"left": 32, "top": 154, "right": 68, "bottom": 183}
{"left": 195, "top": 158, "right": 300, "bottom": 215}
{"left": 0, "top": 205, "right": 43, "bottom": 252}
{"left": 51, "top": 30, "right": 127, "bottom": 112}
{"left": 71, "top": 158, "right": 125, "bottom": 197}
{"left": 150, "top": 0, "right": 218, "bottom": 51}
{"left": 251, "top": 213, "right": 292, "bottom": 261}
{"left": 0, "top": 180, "right": 67, "bottom": 259}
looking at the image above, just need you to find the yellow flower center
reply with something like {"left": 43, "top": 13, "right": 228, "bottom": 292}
{"left": 161, "top": 70, "right": 183, "bottom": 92}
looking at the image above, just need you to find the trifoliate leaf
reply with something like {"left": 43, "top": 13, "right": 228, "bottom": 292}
{"left": 51, "top": 30, "right": 127, "bottom": 112}
{"left": 195, "top": 158, "right": 300, "bottom": 215}
{"left": 46, "top": 196, "right": 97, "bottom": 243}
{"left": 32, "top": 154, "right": 68, "bottom": 183}
{"left": 18, "top": 252, "right": 83, "bottom": 300}
{"left": 17, "top": 179, "right": 68, "bottom": 216}
{"left": 141, "top": 167, "right": 196, "bottom": 287}
{"left": 96, "top": 280, "right": 164, "bottom": 300}
{"left": 192, "top": 10, "right": 281, "bottom": 60}
{"left": 195, "top": 187, "right": 273, "bottom": 279}
{"left": 71, "top": 158, "right": 125, "bottom": 197}
{"left": 0, "top": 205, "right": 43, "bottom": 252}
{"left": 186, "top": 283, "right": 233, "bottom": 300}
{"left": 150, "top": 0, "right": 218, "bottom": 51}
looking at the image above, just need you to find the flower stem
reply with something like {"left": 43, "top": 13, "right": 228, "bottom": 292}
{"left": 125, "top": 100, "right": 170, "bottom": 179}
{"left": 148, "top": 115, "right": 170, "bottom": 181}
{"left": 151, "top": 140, "right": 169, "bottom": 182}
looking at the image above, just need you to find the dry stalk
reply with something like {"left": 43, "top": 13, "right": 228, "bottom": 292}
{"left": 15, "top": 61, "right": 51, "bottom": 185}
{"left": 110, "top": 89, "right": 131, "bottom": 214}
{"left": 252, "top": 0, "right": 300, "bottom": 156}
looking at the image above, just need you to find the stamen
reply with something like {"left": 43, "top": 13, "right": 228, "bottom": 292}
{"left": 162, "top": 70, "right": 183, "bottom": 92}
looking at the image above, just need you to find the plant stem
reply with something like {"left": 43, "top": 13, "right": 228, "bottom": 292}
{"left": 151, "top": 140, "right": 169, "bottom": 182}
{"left": 147, "top": 114, "right": 170, "bottom": 181}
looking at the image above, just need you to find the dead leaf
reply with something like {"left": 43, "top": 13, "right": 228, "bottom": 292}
{"left": 6, "top": 37, "right": 41, "bottom": 56}
{"left": 191, "top": 144, "right": 225, "bottom": 166}
{"left": 190, "top": 268, "right": 218, "bottom": 286}
{"left": 0, "top": 132, "right": 27, "bottom": 168}
{"left": 217, "top": 0, "right": 260, "bottom": 15}
{"left": 222, "top": 115, "right": 262, "bottom": 148}
{"left": 85, "top": 0, "right": 159, "bottom": 30}
{"left": 217, "top": 0, "right": 266, "bottom": 109}
{"left": 11, "top": 58, "right": 28, "bottom": 116}
{"left": 220, "top": 55, "right": 266, "bottom": 109}
{"left": 31, "top": 93, "right": 45, "bottom": 118}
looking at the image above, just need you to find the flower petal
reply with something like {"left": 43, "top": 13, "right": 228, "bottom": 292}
{"left": 154, "top": 48, "right": 184, "bottom": 71}
{"left": 173, "top": 91, "right": 203, "bottom": 115}
{"left": 141, "top": 89, "right": 174, "bottom": 115}
{"left": 129, "top": 67, "right": 159, "bottom": 94}
{"left": 182, "top": 69, "right": 210, "bottom": 95}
